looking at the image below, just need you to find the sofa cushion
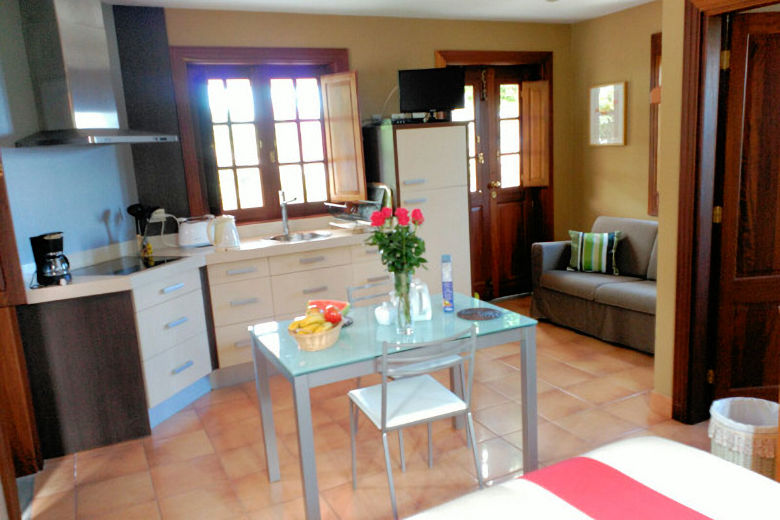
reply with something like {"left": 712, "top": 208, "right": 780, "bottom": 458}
{"left": 646, "top": 239, "right": 658, "bottom": 280}
{"left": 567, "top": 230, "right": 622, "bottom": 275}
{"left": 594, "top": 280, "right": 657, "bottom": 315}
{"left": 591, "top": 217, "right": 658, "bottom": 278}
{"left": 540, "top": 270, "right": 643, "bottom": 300}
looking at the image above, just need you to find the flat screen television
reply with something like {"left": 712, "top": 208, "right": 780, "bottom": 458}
{"left": 398, "top": 67, "right": 465, "bottom": 114}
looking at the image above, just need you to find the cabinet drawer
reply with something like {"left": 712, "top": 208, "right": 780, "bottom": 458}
{"left": 395, "top": 126, "right": 468, "bottom": 192}
{"left": 143, "top": 334, "right": 211, "bottom": 408}
{"left": 352, "top": 261, "right": 390, "bottom": 286}
{"left": 133, "top": 269, "right": 202, "bottom": 312}
{"left": 208, "top": 258, "right": 269, "bottom": 285}
{"left": 271, "top": 265, "right": 351, "bottom": 317}
{"left": 268, "top": 247, "right": 350, "bottom": 276}
{"left": 350, "top": 244, "right": 381, "bottom": 264}
{"left": 215, "top": 321, "right": 256, "bottom": 368}
{"left": 136, "top": 290, "right": 207, "bottom": 360}
{"left": 210, "top": 276, "right": 273, "bottom": 327}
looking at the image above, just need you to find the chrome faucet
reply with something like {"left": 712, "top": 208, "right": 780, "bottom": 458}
{"left": 279, "top": 190, "right": 297, "bottom": 236}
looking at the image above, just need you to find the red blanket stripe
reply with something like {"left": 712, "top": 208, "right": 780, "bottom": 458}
{"left": 522, "top": 457, "right": 712, "bottom": 520}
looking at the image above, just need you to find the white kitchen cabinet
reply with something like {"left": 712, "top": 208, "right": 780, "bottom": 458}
{"left": 271, "top": 264, "right": 352, "bottom": 317}
{"left": 364, "top": 122, "right": 471, "bottom": 294}
{"left": 133, "top": 265, "right": 210, "bottom": 408}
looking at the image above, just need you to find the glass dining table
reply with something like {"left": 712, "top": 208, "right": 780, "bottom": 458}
{"left": 249, "top": 292, "right": 538, "bottom": 520}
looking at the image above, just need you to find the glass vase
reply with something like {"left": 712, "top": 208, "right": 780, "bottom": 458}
{"left": 394, "top": 271, "right": 414, "bottom": 335}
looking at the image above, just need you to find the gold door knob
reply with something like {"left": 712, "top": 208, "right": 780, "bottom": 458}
{"left": 487, "top": 180, "right": 501, "bottom": 189}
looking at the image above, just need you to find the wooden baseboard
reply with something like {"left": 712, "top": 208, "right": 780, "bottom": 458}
{"left": 650, "top": 391, "right": 673, "bottom": 418}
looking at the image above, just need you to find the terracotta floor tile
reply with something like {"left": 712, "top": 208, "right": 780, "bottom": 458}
{"left": 151, "top": 409, "right": 204, "bottom": 440}
{"left": 537, "top": 389, "right": 593, "bottom": 421}
{"left": 150, "top": 453, "right": 228, "bottom": 498}
{"left": 483, "top": 372, "right": 551, "bottom": 401}
{"left": 143, "top": 429, "right": 215, "bottom": 467}
{"left": 474, "top": 342, "right": 521, "bottom": 360}
{"left": 536, "top": 354, "right": 595, "bottom": 388}
{"left": 31, "top": 489, "right": 75, "bottom": 520}
{"left": 648, "top": 419, "right": 711, "bottom": 451}
{"left": 218, "top": 444, "right": 267, "bottom": 480}
{"left": 473, "top": 401, "right": 524, "bottom": 436}
{"left": 33, "top": 455, "right": 75, "bottom": 498}
{"left": 197, "top": 395, "right": 259, "bottom": 433}
{"left": 601, "top": 392, "right": 668, "bottom": 428}
{"left": 246, "top": 497, "right": 339, "bottom": 520}
{"left": 603, "top": 366, "right": 654, "bottom": 392}
{"left": 565, "top": 377, "right": 639, "bottom": 405}
{"left": 207, "top": 415, "right": 265, "bottom": 452}
{"left": 474, "top": 437, "right": 524, "bottom": 481}
{"left": 472, "top": 357, "right": 520, "bottom": 382}
{"left": 536, "top": 339, "right": 594, "bottom": 362}
{"left": 553, "top": 408, "right": 642, "bottom": 445}
{"left": 157, "top": 480, "right": 244, "bottom": 520}
{"left": 192, "top": 385, "right": 250, "bottom": 410}
{"left": 506, "top": 421, "right": 591, "bottom": 464}
{"left": 471, "top": 381, "right": 510, "bottom": 410}
{"left": 564, "top": 352, "right": 635, "bottom": 377}
{"left": 87, "top": 501, "right": 161, "bottom": 520}
{"left": 76, "top": 440, "right": 148, "bottom": 485}
{"left": 232, "top": 466, "right": 303, "bottom": 512}
{"left": 76, "top": 471, "right": 155, "bottom": 518}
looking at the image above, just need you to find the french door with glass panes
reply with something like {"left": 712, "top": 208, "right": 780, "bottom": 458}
{"left": 190, "top": 64, "right": 331, "bottom": 221}
{"left": 452, "top": 66, "right": 549, "bottom": 299}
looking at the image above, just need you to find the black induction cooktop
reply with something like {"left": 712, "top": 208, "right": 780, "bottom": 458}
{"left": 72, "top": 256, "right": 183, "bottom": 276}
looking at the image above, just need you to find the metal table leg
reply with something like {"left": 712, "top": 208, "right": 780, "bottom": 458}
{"left": 252, "top": 339, "right": 281, "bottom": 482}
{"left": 292, "top": 375, "right": 321, "bottom": 520}
{"left": 520, "top": 326, "right": 538, "bottom": 472}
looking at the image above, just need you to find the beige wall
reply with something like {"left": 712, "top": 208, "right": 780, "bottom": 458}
{"left": 654, "top": 0, "right": 686, "bottom": 398}
{"left": 164, "top": 9, "right": 577, "bottom": 239}
{"left": 570, "top": 1, "right": 662, "bottom": 231}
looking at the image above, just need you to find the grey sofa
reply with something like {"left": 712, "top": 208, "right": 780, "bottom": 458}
{"left": 530, "top": 216, "right": 658, "bottom": 354}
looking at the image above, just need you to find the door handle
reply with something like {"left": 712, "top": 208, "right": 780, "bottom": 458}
{"left": 478, "top": 152, "right": 485, "bottom": 164}
{"left": 487, "top": 180, "right": 501, "bottom": 189}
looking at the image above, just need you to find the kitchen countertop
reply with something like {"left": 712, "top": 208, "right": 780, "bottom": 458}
{"left": 24, "top": 228, "right": 373, "bottom": 304}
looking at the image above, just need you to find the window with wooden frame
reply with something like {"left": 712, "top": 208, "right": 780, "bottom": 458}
{"left": 170, "top": 47, "right": 354, "bottom": 222}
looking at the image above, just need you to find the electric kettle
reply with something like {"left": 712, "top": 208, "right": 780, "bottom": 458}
{"left": 410, "top": 278, "right": 432, "bottom": 321}
{"left": 210, "top": 215, "right": 241, "bottom": 250}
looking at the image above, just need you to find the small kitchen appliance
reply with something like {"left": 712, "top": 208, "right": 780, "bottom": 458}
{"left": 210, "top": 215, "right": 240, "bottom": 250}
{"left": 177, "top": 215, "right": 215, "bottom": 247}
{"left": 30, "top": 232, "right": 72, "bottom": 286}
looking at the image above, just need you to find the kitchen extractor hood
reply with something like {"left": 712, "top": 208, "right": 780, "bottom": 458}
{"left": 15, "top": 0, "right": 178, "bottom": 147}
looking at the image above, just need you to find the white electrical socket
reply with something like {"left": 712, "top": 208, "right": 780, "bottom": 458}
{"left": 148, "top": 208, "right": 167, "bottom": 223}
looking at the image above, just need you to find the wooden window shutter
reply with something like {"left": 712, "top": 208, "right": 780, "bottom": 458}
{"left": 520, "top": 80, "right": 550, "bottom": 188}
{"left": 321, "top": 71, "right": 366, "bottom": 202}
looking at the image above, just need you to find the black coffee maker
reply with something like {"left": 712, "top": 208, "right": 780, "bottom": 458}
{"left": 30, "top": 232, "right": 72, "bottom": 286}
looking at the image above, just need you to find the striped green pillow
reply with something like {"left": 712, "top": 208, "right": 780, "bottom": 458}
{"left": 568, "top": 230, "right": 622, "bottom": 275}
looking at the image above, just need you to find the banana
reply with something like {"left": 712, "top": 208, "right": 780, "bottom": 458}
{"left": 299, "top": 313, "right": 326, "bottom": 328}
{"left": 288, "top": 319, "right": 303, "bottom": 331}
{"left": 314, "top": 322, "right": 334, "bottom": 333}
{"left": 299, "top": 323, "right": 321, "bottom": 334}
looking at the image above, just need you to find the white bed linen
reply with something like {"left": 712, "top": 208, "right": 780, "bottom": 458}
{"left": 409, "top": 436, "right": 780, "bottom": 519}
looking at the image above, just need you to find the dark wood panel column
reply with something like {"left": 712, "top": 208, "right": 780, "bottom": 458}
{"left": 17, "top": 292, "right": 150, "bottom": 458}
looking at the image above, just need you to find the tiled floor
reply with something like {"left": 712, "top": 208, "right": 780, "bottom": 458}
{"left": 29, "top": 296, "right": 709, "bottom": 519}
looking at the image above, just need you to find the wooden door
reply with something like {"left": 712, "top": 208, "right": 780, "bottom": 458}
{"left": 455, "top": 67, "right": 549, "bottom": 299}
{"left": 321, "top": 71, "right": 366, "bottom": 202}
{"left": 714, "top": 13, "right": 780, "bottom": 401}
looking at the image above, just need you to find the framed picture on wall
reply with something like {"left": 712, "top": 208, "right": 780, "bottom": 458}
{"left": 589, "top": 82, "right": 626, "bottom": 146}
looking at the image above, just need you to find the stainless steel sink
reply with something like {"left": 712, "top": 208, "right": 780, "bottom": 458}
{"left": 268, "top": 231, "right": 332, "bottom": 242}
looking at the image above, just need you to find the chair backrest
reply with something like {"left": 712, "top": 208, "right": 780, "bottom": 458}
{"left": 378, "top": 326, "right": 477, "bottom": 430}
{"left": 346, "top": 279, "right": 392, "bottom": 307}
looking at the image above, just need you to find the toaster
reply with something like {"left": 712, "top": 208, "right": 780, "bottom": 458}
{"left": 178, "top": 215, "right": 215, "bottom": 247}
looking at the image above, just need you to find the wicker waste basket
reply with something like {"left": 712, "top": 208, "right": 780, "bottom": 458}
{"left": 708, "top": 397, "right": 778, "bottom": 479}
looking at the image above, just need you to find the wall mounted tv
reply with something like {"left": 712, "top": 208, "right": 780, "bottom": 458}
{"left": 398, "top": 67, "right": 465, "bottom": 115}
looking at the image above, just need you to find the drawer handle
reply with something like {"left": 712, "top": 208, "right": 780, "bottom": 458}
{"left": 367, "top": 275, "right": 390, "bottom": 283}
{"left": 230, "top": 297, "right": 259, "bottom": 307}
{"left": 403, "top": 178, "right": 426, "bottom": 185}
{"left": 234, "top": 339, "right": 251, "bottom": 349}
{"left": 161, "top": 282, "right": 185, "bottom": 294}
{"left": 226, "top": 267, "right": 257, "bottom": 276}
{"left": 365, "top": 248, "right": 378, "bottom": 255}
{"left": 166, "top": 316, "right": 189, "bottom": 329}
{"left": 299, "top": 256, "right": 325, "bottom": 265}
{"left": 302, "top": 285, "right": 327, "bottom": 295}
{"left": 171, "top": 360, "right": 194, "bottom": 375}
{"left": 403, "top": 197, "right": 427, "bottom": 205}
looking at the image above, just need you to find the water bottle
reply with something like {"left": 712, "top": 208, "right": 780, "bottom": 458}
{"left": 441, "top": 254, "right": 454, "bottom": 313}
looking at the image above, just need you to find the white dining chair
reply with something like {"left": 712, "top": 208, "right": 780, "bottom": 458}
{"left": 347, "top": 326, "right": 483, "bottom": 519}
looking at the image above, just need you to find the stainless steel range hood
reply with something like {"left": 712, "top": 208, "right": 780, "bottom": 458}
{"left": 15, "top": 0, "right": 178, "bottom": 147}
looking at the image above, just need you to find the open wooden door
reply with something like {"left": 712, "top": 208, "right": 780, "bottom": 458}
{"left": 321, "top": 71, "right": 366, "bottom": 202}
{"left": 713, "top": 13, "right": 780, "bottom": 401}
